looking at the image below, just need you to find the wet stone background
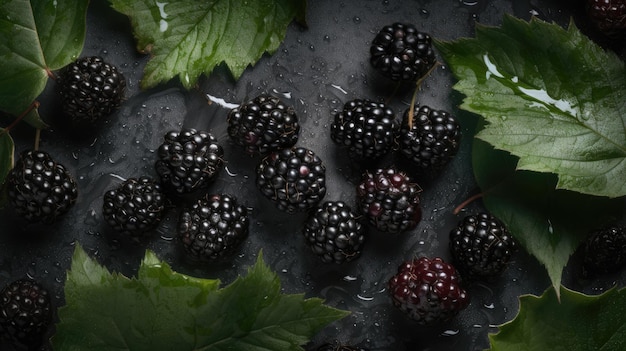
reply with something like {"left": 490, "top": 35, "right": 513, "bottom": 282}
{"left": 1, "top": 0, "right": 625, "bottom": 350}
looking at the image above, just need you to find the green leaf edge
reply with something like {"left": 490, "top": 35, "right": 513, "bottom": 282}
{"left": 433, "top": 14, "right": 626, "bottom": 198}
{"left": 54, "top": 243, "right": 350, "bottom": 349}
{"left": 486, "top": 285, "right": 626, "bottom": 351}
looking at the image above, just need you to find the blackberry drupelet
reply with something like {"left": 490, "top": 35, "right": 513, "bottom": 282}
{"left": 586, "top": 0, "right": 626, "bottom": 37}
{"left": 155, "top": 128, "right": 224, "bottom": 194}
{"left": 6, "top": 150, "right": 78, "bottom": 224}
{"left": 399, "top": 105, "right": 461, "bottom": 171}
{"left": 582, "top": 224, "right": 626, "bottom": 277}
{"left": 449, "top": 212, "right": 516, "bottom": 279}
{"left": 0, "top": 279, "right": 52, "bottom": 350}
{"left": 370, "top": 23, "right": 437, "bottom": 81}
{"left": 178, "top": 194, "right": 249, "bottom": 262}
{"left": 256, "top": 147, "right": 326, "bottom": 213}
{"left": 227, "top": 94, "right": 300, "bottom": 155}
{"left": 303, "top": 201, "right": 366, "bottom": 264}
{"left": 388, "top": 257, "right": 469, "bottom": 325}
{"left": 57, "top": 56, "right": 126, "bottom": 124}
{"left": 356, "top": 168, "right": 421, "bottom": 234}
{"left": 330, "top": 99, "right": 398, "bottom": 161}
{"left": 102, "top": 176, "right": 166, "bottom": 238}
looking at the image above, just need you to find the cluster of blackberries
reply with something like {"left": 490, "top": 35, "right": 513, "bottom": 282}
{"left": 388, "top": 212, "right": 517, "bottom": 325}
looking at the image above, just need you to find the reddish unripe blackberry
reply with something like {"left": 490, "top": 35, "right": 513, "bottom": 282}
{"left": 227, "top": 94, "right": 300, "bottom": 155}
{"left": 303, "top": 201, "right": 366, "bottom": 264}
{"left": 57, "top": 56, "right": 126, "bottom": 124}
{"left": 399, "top": 105, "right": 461, "bottom": 171}
{"left": 155, "top": 128, "right": 224, "bottom": 194}
{"left": 388, "top": 257, "right": 469, "bottom": 325}
{"left": 370, "top": 23, "right": 436, "bottom": 81}
{"left": 102, "top": 176, "right": 166, "bottom": 238}
{"left": 449, "top": 212, "right": 516, "bottom": 279}
{"left": 0, "top": 279, "right": 52, "bottom": 349}
{"left": 582, "top": 224, "right": 626, "bottom": 277}
{"left": 330, "top": 99, "right": 398, "bottom": 161}
{"left": 178, "top": 194, "right": 249, "bottom": 262}
{"left": 356, "top": 168, "right": 421, "bottom": 234}
{"left": 6, "top": 150, "right": 78, "bottom": 223}
{"left": 256, "top": 147, "right": 326, "bottom": 213}
{"left": 586, "top": 0, "right": 626, "bottom": 36}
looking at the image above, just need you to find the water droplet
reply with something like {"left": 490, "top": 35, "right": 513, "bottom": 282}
{"left": 353, "top": 16, "right": 361, "bottom": 24}
{"left": 441, "top": 329, "right": 459, "bottom": 336}
{"left": 356, "top": 294, "right": 374, "bottom": 301}
{"left": 419, "top": 8, "right": 430, "bottom": 18}
{"left": 323, "top": 35, "right": 330, "bottom": 42}
{"left": 484, "top": 302, "right": 495, "bottom": 309}
{"left": 343, "top": 275, "right": 358, "bottom": 282}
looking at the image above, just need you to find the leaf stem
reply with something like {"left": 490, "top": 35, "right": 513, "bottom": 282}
{"left": 408, "top": 61, "right": 441, "bottom": 129}
{"left": 453, "top": 192, "right": 484, "bottom": 215}
{"left": 1, "top": 101, "right": 40, "bottom": 135}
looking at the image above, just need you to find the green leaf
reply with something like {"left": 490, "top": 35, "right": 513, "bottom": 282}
{"left": 435, "top": 15, "right": 626, "bottom": 198}
{"left": 473, "top": 138, "right": 623, "bottom": 296}
{"left": 109, "top": 0, "right": 307, "bottom": 89}
{"left": 0, "top": 0, "right": 88, "bottom": 126}
{"left": 0, "top": 131, "right": 14, "bottom": 208}
{"left": 488, "top": 286, "right": 626, "bottom": 350}
{"left": 53, "top": 244, "right": 349, "bottom": 350}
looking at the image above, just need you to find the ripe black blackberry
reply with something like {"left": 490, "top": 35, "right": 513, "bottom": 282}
{"left": 102, "top": 176, "right": 166, "bottom": 239}
{"left": 6, "top": 150, "right": 78, "bottom": 224}
{"left": 330, "top": 99, "right": 398, "bottom": 161}
{"left": 155, "top": 128, "right": 224, "bottom": 194}
{"left": 256, "top": 147, "right": 326, "bottom": 213}
{"left": 586, "top": 0, "right": 626, "bottom": 37}
{"left": 227, "top": 94, "right": 300, "bottom": 155}
{"left": 370, "top": 23, "right": 437, "bottom": 81}
{"left": 581, "top": 224, "right": 626, "bottom": 277}
{"left": 178, "top": 194, "right": 249, "bottom": 262}
{"left": 388, "top": 257, "right": 469, "bottom": 325}
{"left": 303, "top": 201, "right": 366, "bottom": 264}
{"left": 57, "top": 56, "right": 126, "bottom": 124}
{"left": 356, "top": 168, "right": 421, "bottom": 234}
{"left": 0, "top": 279, "right": 52, "bottom": 350}
{"left": 399, "top": 105, "right": 461, "bottom": 171}
{"left": 449, "top": 212, "right": 516, "bottom": 279}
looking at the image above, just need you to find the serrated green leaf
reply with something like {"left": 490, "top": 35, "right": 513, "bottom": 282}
{"left": 473, "top": 138, "right": 623, "bottom": 297}
{"left": 0, "top": 0, "right": 87, "bottom": 127}
{"left": 53, "top": 244, "right": 349, "bottom": 350}
{"left": 488, "top": 286, "right": 626, "bottom": 350}
{"left": 436, "top": 15, "right": 626, "bottom": 198}
{"left": 109, "top": 0, "right": 307, "bottom": 89}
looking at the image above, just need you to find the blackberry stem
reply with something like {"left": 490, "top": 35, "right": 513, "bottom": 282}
{"left": 453, "top": 192, "right": 484, "bottom": 215}
{"left": 1, "top": 100, "right": 40, "bottom": 134}
{"left": 407, "top": 61, "right": 441, "bottom": 129}
{"left": 34, "top": 128, "right": 41, "bottom": 151}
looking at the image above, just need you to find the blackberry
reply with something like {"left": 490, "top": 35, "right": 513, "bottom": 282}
{"left": 178, "top": 194, "right": 249, "bottom": 262}
{"left": 256, "top": 147, "right": 326, "bottom": 213}
{"left": 356, "top": 168, "right": 421, "bottom": 234}
{"left": 330, "top": 99, "right": 398, "bottom": 161}
{"left": 0, "top": 279, "right": 52, "bottom": 349}
{"left": 57, "top": 56, "right": 126, "bottom": 124}
{"left": 6, "top": 150, "right": 78, "bottom": 224}
{"left": 586, "top": 0, "right": 626, "bottom": 37}
{"left": 227, "top": 94, "right": 300, "bottom": 155}
{"left": 303, "top": 201, "right": 366, "bottom": 264}
{"left": 581, "top": 224, "right": 626, "bottom": 277}
{"left": 388, "top": 257, "right": 469, "bottom": 325}
{"left": 370, "top": 23, "right": 437, "bottom": 81}
{"left": 399, "top": 105, "right": 461, "bottom": 171}
{"left": 449, "top": 212, "right": 516, "bottom": 279}
{"left": 155, "top": 128, "right": 224, "bottom": 194}
{"left": 102, "top": 176, "right": 166, "bottom": 238}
